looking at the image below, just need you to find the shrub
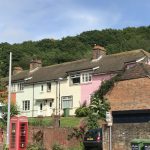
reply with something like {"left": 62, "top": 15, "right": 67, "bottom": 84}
{"left": 75, "top": 106, "right": 89, "bottom": 117}
{"left": 52, "top": 143, "right": 64, "bottom": 150}
{"left": 27, "top": 143, "right": 46, "bottom": 150}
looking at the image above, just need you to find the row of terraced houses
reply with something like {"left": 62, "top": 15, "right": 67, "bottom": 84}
{"left": 9, "top": 45, "right": 150, "bottom": 118}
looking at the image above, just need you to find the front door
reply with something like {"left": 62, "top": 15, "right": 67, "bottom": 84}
{"left": 38, "top": 102, "right": 43, "bottom": 116}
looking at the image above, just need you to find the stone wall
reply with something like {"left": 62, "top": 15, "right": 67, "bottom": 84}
{"left": 103, "top": 122, "right": 150, "bottom": 150}
{"left": 28, "top": 126, "right": 80, "bottom": 150}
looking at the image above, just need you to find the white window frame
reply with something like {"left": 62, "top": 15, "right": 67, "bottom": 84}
{"left": 81, "top": 72, "right": 92, "bottom": 83}
{"left": 70, "top": 74, "right": 80, "bottom": 85}
{"left": 17, "top": 82, "right": 24, "bottom": 91}
{"left": 12, "top": 84, "right": 16, "bottom": 92}
{"left": 22, "top": 100, "right": 30, "bottom": 111}
{"left": 61, "top": 96, "right": 73, "bottom": 109}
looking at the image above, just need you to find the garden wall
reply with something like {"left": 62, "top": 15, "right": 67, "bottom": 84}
{"left": 28, "top": 126, "right": 80, "bottom": 150}
{"left": 103, "top": 122, "right": 150, "bottom": 150}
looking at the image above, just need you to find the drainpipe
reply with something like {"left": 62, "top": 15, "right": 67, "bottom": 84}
{"left": 56, "top": 81, "right": 58, "bottom": 115}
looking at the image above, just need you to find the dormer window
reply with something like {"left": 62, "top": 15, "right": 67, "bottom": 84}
{"left": 70, "top": 74, "right": 80, "bottom": 84}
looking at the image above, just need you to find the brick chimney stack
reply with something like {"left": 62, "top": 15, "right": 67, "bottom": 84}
{"left": 13, "top": 67, "right": 23, "bottom": 75}
{"left": 30, "top": 59, "right": 42, "bottom": 71}
{"left": 92, "top": 44, "right": 106, "bottom": 60}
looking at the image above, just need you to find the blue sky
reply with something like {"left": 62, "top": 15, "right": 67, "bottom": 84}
{"left": 0, "top": 0, "right": 150, "bottom": 44}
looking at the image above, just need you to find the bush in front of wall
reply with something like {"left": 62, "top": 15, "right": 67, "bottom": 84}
{"left": 52, "top": 143, "right": 64, "bottom": 150}
{"left": 27, "top": 143, "right": 46, "bottom": 150}
{"left": 75, "top": 102, "right": 90, "bottom": 117}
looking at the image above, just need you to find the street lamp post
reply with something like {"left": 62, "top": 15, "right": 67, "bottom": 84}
{"left": 6, "top": 52, "right": 12, "bottom": 148}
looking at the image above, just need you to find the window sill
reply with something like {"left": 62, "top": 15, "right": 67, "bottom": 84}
{"left": 81, "top": 82, "right": 92, "bottom": 85}
{"left": 70, "top": 83, "right": 80, "bottom": 86}
{"left": 16, "top": 91, "right": 24, "bottom": 93}
{"left": 21, "top": 110, "right": 30, "bottom": 112}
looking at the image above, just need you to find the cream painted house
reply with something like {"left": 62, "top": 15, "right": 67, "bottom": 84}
{"left": 10, "top": 46, "right": 150, "bottom": 117}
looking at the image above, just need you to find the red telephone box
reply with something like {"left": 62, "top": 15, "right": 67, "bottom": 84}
{"left": 9, "top": 116, "right": 28, "bottom": 150}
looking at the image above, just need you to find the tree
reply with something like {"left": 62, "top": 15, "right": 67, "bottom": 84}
{"left": 0, "top": 103, "right": 19, "bottom": 129}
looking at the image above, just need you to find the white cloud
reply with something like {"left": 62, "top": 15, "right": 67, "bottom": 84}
{"left": 0, "top": 0, "right": 147, "bottom": 43}
{"left": 0, "top": 26, "right": 31, "bottom": 43}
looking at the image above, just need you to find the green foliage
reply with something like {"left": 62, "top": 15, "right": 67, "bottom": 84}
{"left": 75, "top": 106, "right": 90, "bottom": 117}
{"left": 86, "top": 77, "right": 119, "bottom": 128}
{"left": 3, "top": 144, "right": 9, "bottom": 150}
{"left": 87, "top": 112, "right": 99, "bottom": 130}
{"left": 27, "top": 143, "right": 46, "bottom": 150}
{"left": 0, "top": 26, "right": 150, "bottom": 77}
{"left": 2, "top": 103, "right": 19, "bottom": 118}
{"left": 52, "top": 143, "right": 64, "bottom": 150}
{"left": 96, "top": 77, "right": 117, "bottom": 99}
{"left": 60, "top": 117, "right": 81, "bottom": 128}
{"left": 28, "top": 130, "right": 46, "bottom": 150}
{"left": 68, "top": 126, "right": 85, "bottom": 150}
{"left": 0, "top": 103, "right": 19, "bottom": 129}
{"left": 89, "top": 76, "right": 119, "bottom": 120}
{"left": 28, "top": 117, "right": 53, "bottom": 127}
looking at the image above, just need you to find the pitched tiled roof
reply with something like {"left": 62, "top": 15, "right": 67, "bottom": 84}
{"left": 120, "top": 63, "right": 150, "bottom": 80}
{"left": 94, "top": 49, "right": 149, "bottom": 74}
{"left": 25, "top": 59, "right": 97, "bottom": 83}
{"left": 11, "top": 49, "right": 150, "bottom": 83}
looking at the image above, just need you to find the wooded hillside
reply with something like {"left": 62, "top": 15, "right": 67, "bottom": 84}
{"left": 0, "top": 26, "right": 150, "bottom": 77}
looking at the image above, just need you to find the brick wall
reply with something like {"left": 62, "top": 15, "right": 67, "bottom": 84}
{"left": 103, "top": 122, "right": 150, "bottom": 150}
{"left": 107, "top": 77, "right": 150, "bottom": 111}
{"left": 28, "top": 126, "right": 80, "bottom": 150}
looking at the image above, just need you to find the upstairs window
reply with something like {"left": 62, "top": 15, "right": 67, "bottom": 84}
{"left": 47, "top": 83, "right": 51, "bottom": 92}
{"left": 70, "top": 74, "right": 80, "bottom": 84}
{"left": 81, "top": 73, "right": 92, "bottom": 83}
{"left": 22, "top": 100, "right": 30, "bottom": 111}
{"left": 17, "top": 83, "right": 24, "bottom": 91}
{"left": 12, "top": 84, "right": 16, "bottom": 92}
{"left": 41, "top": 85, "right": 44, "bottom": 92}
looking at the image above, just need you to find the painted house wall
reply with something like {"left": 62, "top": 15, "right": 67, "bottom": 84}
{"left": 81, "top": 74, "right": 114, "bottom": 105}
{"left": 11, "top": 93, "right": 16, "bottom": 104}
{"left": 14, "top": 73, "right": 114, "bottom": 117}
{"left": 33, "top": 82, "right": 56, "bottom": 117}
{"left": 16, "top": 84, "right": 34, "bottom": 117}
{"left": 60, "top": 77, "right": 81, "bottom": 116}
{"left": 15, "top": 76, "right": 81, "bottom": 117}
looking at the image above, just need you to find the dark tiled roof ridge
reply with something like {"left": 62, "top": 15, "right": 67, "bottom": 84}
{"left": 140, "top": 49, "right": 150, "bottom": 57}
{"left": 42, "top": 58, "right": 90, "bottom": 69}
{"left": 106, "top": 49, "right": 146, "bottom": 57}
{"left": 119, "top": 62, "right": 150, "bottom": 81}
{"left": 12, "top": 69, "right": 29, "bottom": 76}
{"left": 140, "top": 63, "right": 150, "bottom": 75}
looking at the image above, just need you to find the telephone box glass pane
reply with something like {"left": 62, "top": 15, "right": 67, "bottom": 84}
{"left": 19, "top": 123, "right": 26, "bottom": 148}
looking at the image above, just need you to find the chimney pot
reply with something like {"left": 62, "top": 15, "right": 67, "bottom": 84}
{"left": 13, "top": 67, "right": 23, "bottom": 75}
{"left": 30, "top": 59, "right": 42, "bottom": 71}
{"left": 92, "top": 44, "right": 106, "bottom": 59}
